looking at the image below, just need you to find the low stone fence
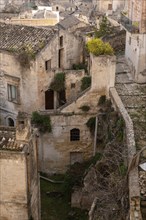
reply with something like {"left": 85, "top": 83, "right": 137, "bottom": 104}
{"left": 88, "top": 197, "right": 98, "bottom": 220}
{"left": 109, "top": 87, "right": 142, "bottom": 220}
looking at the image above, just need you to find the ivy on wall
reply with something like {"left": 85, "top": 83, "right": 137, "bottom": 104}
{"left": 50, "top": 72, "right": 65, "bottom": 92}
{"left": 31, "top": 111, "right": 51, "bottom": 133}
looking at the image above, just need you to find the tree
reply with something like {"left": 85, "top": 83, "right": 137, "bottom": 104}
{"left": 95, "top": 16, "right": 113, "bottom": 38}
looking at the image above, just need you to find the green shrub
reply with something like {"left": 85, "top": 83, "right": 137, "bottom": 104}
{"left": 86, "top": 117, "right": 96, "bottom": 134}
{"left": 81, "top": 76, "right": 91, "bottom": 91}
{"left": 31, "top": 111, "right": 51, "bottom": 133}
{"left": 86, "top": 38, "right": 114, "bottom": 56}
{"left": 119, "top": 163, "right": 127, "bottom": 176}
{"left": 95, "top": 16, "right": 113, "bottom": 38}
{"left": 18, "top": 45, "right": 35, "bottom": 68}
{"left": 72, "top": 63, "right": 87, "bottom": 72}
{"left": 79, "top": 105, "right": 90, "bottom": 112}
{"left": 50, "top": 72, "right": 65, "bottom": 92}
{"left": 98, "top": 95, "right": 106, "bottom": 105}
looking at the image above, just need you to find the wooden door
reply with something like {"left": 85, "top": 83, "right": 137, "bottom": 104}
{"left": 45, "top": 89, "right": 54, "bottom": 109}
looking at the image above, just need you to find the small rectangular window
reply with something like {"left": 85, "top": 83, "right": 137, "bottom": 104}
{"left": 70, "top": 128, "right": 80, "bottom": 141}
{"left": 45, "top": 60, "right": 51, "bottom": 71}
{"left": 108, "top": 4, "right": 112, "bottom": 10}
{"left": 8, "top": 84, "right": 18, "bottom": 103}
{"left": 71, "top": 83, "right": 75, "bottom": 88}
{"left": 60, "top": 36, "right": 63, "bottom": 47}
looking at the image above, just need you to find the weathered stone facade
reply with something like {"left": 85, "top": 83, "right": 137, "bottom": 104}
{"left": 0, "top": 23, "right": 116, "bottom": 174}
{"left": 38, "top": 55, "right": 116, "bottom": 173}
{"left": 0, "top": 114, "right": 40, "bottom": 220}
{"left": 0, "top": 0, "right": 35, "bottom": 12}
{"left": 0, "top": 24, "right": 83, "bottom": 125}
{"left": 38, "top": 113, "right": 94, "bottom": 173}
{"left": 124, "top": 0, "right": 146, "bottom": 83}
{"left": 92, "top": 0, "right": 125, "bottom": 14}
{"left": 128, "top": 0, "right": 146, "bottom": 33}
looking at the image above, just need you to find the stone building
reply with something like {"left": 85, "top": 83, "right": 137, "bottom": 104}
{"left": 1, "top": 7, "right": 60, "bottom": 26}
{"left": 0, "top": 113, "right": 40, "bottom": 220}
{"left": 57, "top": 14, "right": 87, "bottom": 32}
{"left": 0, "top": 22, "right": 116, "bottom": 173}
{"left": 0, "top": 0, "right": 35, "bottom": 12}
{"left": 122, "top": 0, "right": 146, "bottom": 83}
{"left": 0, "top": 22, "right": 83, "bottom": 125}
{"left": 92, "top": 0, "right": 125, "bottom": 15}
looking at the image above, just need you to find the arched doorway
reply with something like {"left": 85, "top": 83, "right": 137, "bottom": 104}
{"left": 8, "top": 117, "right": 15, "bottom": 127}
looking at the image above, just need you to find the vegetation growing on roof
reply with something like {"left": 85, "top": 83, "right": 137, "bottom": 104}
{"left": 86, "top": 38, "right": 114, "bottom": 56}
{"left": 17, "top": 45, "right": 36, "bottom": 68}
{"left": 50, "top": 72, "right": 65, "bottom": 92}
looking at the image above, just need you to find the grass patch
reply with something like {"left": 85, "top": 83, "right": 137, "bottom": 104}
{"left": 40, "top": 178, "right": 88, "bottom": 220}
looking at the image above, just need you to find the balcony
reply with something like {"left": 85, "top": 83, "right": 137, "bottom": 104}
{"left": 120, "top": 13, "right": 139, "bottom": 33}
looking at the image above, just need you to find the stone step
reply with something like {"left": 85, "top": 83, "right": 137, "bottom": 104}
{"left": 119, "top": 95, "right": 146, "bottom": 108}
{"left": 115, "top": 83, "right": 146, "bottom": 94}
{"left": 128, "top": 109, "right": 146, "bottom": 121}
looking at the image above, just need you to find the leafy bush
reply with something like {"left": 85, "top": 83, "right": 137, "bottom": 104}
{"left": 31, "top": 111, "right": 51, "bottom": 133}
{"left": 72, "top": 63, "right": 87, "bottom": 72}
{"left": 79, "top": 105, "right": 90, "bottom": 112}
{"left": 98, "top": 95, "right": 106, "bottom": 105}
{"left": 50, "top": 72, "right": 65, "bottom": 92}
{"left": 81, "top": 76, "right": 91, "bottom": 91}
{"left": 18, "top": 45, "right": 35, "bottom": 68}
{"left": 86, "top": 117, "right": 96, "bottom": 134}
{"left": 86, "top": 38, "right": 114, "bottom": 56}
{"left": 95, "top": 16, "right": 113, "bottom": 38}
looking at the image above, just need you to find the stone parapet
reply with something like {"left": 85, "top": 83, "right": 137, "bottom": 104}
{"left": 110, "top": 87, "right": 142, "bottom": 220}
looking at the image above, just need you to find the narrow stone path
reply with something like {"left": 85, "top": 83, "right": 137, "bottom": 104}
{"left": 115, "top": 55, "right": 146, "bottom": 219}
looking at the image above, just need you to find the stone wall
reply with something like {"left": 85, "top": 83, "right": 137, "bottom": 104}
{"left": 110, "top": 87, "right": 142, "bottom": 220}
{"left": 128, "top": 0, "right": 146, "bottom": 33}
{"left": 38, "top": 113, "right": 95, "bottom": 173}
{"left": 0, "top": 152, "right": 28, "bottom": 220}
{"left": 16, "top": 114, "right": 40, "bottom": 220}
{"left": 0, "top": 28, "right": 83, "bottom": 124}
{"left": 125, "top": 32, "right": 146, "bottom": 83}
{"left": 2, "top": 17, "right": 59, "bottom": 26}
{"left": 93, "top": 0, "right": 125, "bottom": 13}
{"left": 0, "top": 51, "right": 38, "bottom": 124}
{"left": 90, "top": 54, "right": 116, "bottom": 96}
{"left": 0, "top": 114, "right": 40, "bottom": 220}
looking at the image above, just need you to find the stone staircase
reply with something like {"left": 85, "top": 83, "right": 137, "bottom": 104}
{"left": 115, "top": 55, "right": 146, "bottom": 219}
